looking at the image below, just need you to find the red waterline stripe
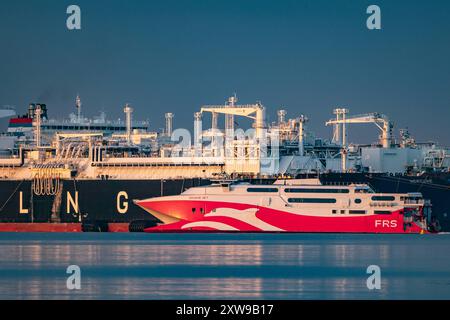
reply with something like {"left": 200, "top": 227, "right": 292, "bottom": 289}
{"left": 0, "top": 223, "right": 131, "bottom": 233}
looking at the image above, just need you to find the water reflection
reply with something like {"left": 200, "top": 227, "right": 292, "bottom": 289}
{"left": 0, "top": 233, "right": 449, "bottom": 299}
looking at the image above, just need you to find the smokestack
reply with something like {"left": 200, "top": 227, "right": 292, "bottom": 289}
{"left": 255, "top": 104, "right": 266, "bottom": 142}
{"left": 123, "top": 104, "right": 133, "bottom": 144}
{"left": 165, "top": 113, "right": 174, "bottom": 137}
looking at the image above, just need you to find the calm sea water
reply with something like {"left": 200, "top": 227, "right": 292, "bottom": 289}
{"left": 0, "top": 233, "right": 449, "bottom": 300}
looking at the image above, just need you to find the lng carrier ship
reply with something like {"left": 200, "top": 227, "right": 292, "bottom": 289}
{"left": 0, "top": 95, "right": 448, "bottom": 232}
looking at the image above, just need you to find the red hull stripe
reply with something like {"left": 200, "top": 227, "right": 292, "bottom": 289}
{"left": 0, "top": 223, "right": 131, "bottom": 233}
{"left": 139, "top": 200, "right": 425, "bottom": 234}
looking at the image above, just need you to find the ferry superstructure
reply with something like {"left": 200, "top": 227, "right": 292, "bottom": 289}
{"left": 135, "top": 179, "right": 430, "bottom": 233}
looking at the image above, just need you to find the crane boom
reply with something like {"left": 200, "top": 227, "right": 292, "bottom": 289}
{"left": 200, "top": 106, "right": 259, "bottom": 119}
{"left": 201, "top": 103, "right": 266, "bottom": 140}
{"left": 326, "top": 112, "right": 392, "bottom": 148}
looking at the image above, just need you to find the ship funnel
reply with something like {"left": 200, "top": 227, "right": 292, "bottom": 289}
{"left": 124, "top": 104, "right": 133, "bottom": 144}
{"left": 28, "top": 103, "right": 48, "bottom": 120}
{"left": 165, "top": 113, "right": 174, "bottom": 137}
{"left": 255, "top": 103, "right": 266, "bottom": 141}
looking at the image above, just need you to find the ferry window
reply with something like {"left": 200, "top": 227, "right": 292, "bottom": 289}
{"left": 349, "top": 210, "right": 366, "bottom": 214}
{"left": 200, "top": 208, "right": 204, "bottom": 214}
{"left": 371, "top": 196, "right": 395, "bottom": 201}
{"left": 332, "top": 210, "right": 337, "bottom": 214}
{"left": 192, "top": 208, "right": 196, "bottom": 213}
{"left": 285, "top": 188, "right": 349, "bottom": 194}
{"left": 374, "top": 211, "right": 392, "bottom": 215}
{"left": 247, "top": 188, "right": 278, "bottom": 193}
{"left": 355, "top": 199, "right": 362, "bottom": 204}
{"left": 288, "top": 198, "right": 336, "bottom": 203}
{"left": 340, "top": 210, "right": 345, "bottom": 214}
{"left": 402, "top": 196, "right": 422, "bottom": 203}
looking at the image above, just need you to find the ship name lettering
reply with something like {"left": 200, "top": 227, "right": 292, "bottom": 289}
{"left": 19, "top": 191, "right": 29, "bottom": 214}
{"left": 67, "top": 191, "right": 79, "bottom": 214}
{"left": 117, "top": 191, "right": 128, "bottom": 214}
{"left": 375, "top": 220, "right": 397, "bottom": 228}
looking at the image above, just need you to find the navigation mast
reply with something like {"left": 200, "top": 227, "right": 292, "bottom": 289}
{"left": 76, "top": 95, "right": 82, "bottom": 123}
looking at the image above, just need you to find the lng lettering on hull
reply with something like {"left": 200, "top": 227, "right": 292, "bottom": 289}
{"left": 14, "top": 188, "right": 130, "bottom": 218}
{"left": 135, "top": 179, "right": 430, "bottom": 234}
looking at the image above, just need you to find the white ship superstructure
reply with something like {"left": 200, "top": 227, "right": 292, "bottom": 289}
{"left": 1, "top": 95, "right": 449, "bottom": 182}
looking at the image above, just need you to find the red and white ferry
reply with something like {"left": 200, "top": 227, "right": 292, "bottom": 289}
{"left": 135, "top": 179, "right": 431, "bottom": 234}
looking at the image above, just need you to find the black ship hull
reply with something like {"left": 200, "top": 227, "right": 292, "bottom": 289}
{"left": 0, "top": 173, "right": 449, "bottom": 231}
{"left": 0, "top": 178, "right": 211, "bottom": 224}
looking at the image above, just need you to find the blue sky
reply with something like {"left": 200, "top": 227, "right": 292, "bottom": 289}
{"left": 1, "top": 0, "right": 449, "bottom": 145}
